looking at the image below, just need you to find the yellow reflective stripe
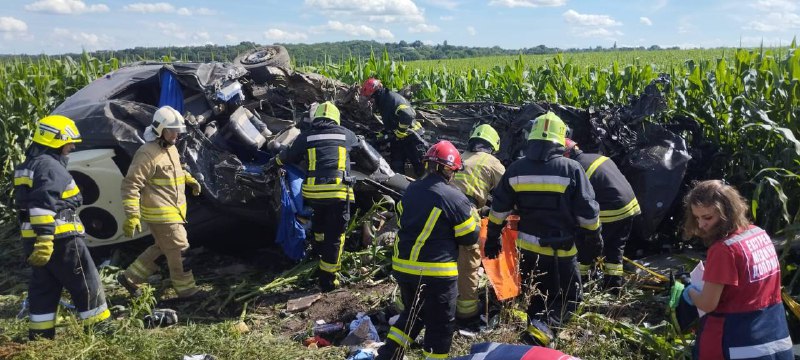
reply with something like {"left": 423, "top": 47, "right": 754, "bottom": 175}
{"left": 396, "top": 201, "right": 403, "bottom": 228}
{"left": 275, "top": 156, "right": 283, "bottom": 165}
{"left": 392, "top": 257, "right": 458, "bottom": 277}
{"left": 410, "top": 208, "right": 442, "bottom": 261}
{"left": 29, "top": 320, "right": 56, "bottom": 330}
{"left": 395, "top": 104, "right": 410, "bottom": 115}
{"left": 30, "top": 215, "right": 55, "bottom": 225}
{"left": 599, "top": 198, "right": 641, "bottom": 223}
{"left": 337, "top": 146, "right": 346, "bottom": 171}
{"left": 585, "top": 156, "right": 610, "bottom": 179}
{"left": 423, "top": 351, "right": 449, "bottom": 359}
{"left": 149, "top": 177, "right": 186, "bottom": 186}
{"left": 488, "top": 210, "right": 510, "bottom": 225}
{"left": 516, "top": 240, "right": 577, "bottom": 257}
{"left": 82, "top": 309, "right": 110, "bottom": 326}
{"left": 603, "top": 262, "right": 624, "bottom": 276}
{"left": 172, "top": 277, "right": 197, "bottom": 292}
{"left": 61, "top": 186, "right": 80, "bottom": 199}
{"left": 302, "top": 183, "right": 348, "bottom": 191}
{"left": 14, "top": 177, "right": 33, "bottom": 187}
{"left": 457, "top": 299, "right": 479, "bottom": 315}
{"left": 453, "top": 216, "right": 478, "bottom": 237}
{"left": 578, "top": 216, "right": 600, "bottom": 231}
{"left": 140, "top": 204, "right": 187, "bottom": 213}
{"left": 509, "top": 175, "right": 570, "bottom": 194}
{"left": 511, "top": 183, "right": 567, "bottom": 193}
{"left": 307, "top": 148, "right": 317, "bottom": 171}
{"left": 314, "top": 232, "right": 324, "bottom": 242}
{"left": 387, "top": 326, "right": 413, "bottom": 348}
{"left": 128, "top": 259, "right": 152, "bottom": 280}
{"left": 301, "top": 191, "right": 354, "bottom": 201}
{"left": 578, "top": 263, "right": 592, "bottom": 275}
{"left": 122, "top": 198, "right": 139, "bottom": 206}
{"left": 24, "top": 223, "right": 84, "bottom": 237}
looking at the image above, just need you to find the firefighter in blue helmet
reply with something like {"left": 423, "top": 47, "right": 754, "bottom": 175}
{"left": 14, "top": 115, "right": 110, "bottom": 339}
{"left": 484, "top": 112, "right": 602, "bottom": 347}
{"left": 564, "top": 138, "right": 641, "bottom": 291}
{"left": 276, "top": 101, "right": 360, "bottom": 291}
{"left": 376, "top": 140, "right": 480, "bottom": 360}
{"left": 360, "top": 78, "right": 427, "bottom": 177}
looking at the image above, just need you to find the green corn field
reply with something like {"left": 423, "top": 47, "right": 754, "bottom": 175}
{"left": 0, "top": 45, "right": 798, "bottom": 358}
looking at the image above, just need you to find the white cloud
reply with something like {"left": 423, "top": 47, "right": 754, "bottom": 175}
{"left": 0, "top": 17, "right": 28, "bottom": 32}
{"left": 466, "top": 26, "right": 476, "bottom": 35}
{"left": 751, "top": 0, "right": 797, "bottom": 13}
{"left": 51, "top": 27, "right": 112, "bottom": 50}
{"left": 195, "top": 8, "right": 216, "bottom": 16}
{"left": 123, "top": 2, "right": 175, "bottom": 13}
{"left": 264, "top": 28, "right": 309, "bottom": 41}
{"left": 304, "top": 0, "right": 425, "bottom": 23}
{"left": 156, "top": 22, "right": 188, "bottom": 39}
{"left": 25, "top": 0, "right": 109, "bottom": 14}
{"left": 577, "top": 28, "right": 623, "bottom": 38}
{"left": 640, "top": 17, "right": 652, "bottom": 26}
{"left": 439, "top": 15, "right": 454, "bottom": 21}
{"left": 177, "top": 7, "right": 191, "bottom": 16}
{"left": 652, "top": 0, "right": 668, "bottom": 11}
{"left": 745, "top": 12, "right": 800, "bottom": 31}
{"left": 194, "top": 32, "right": 210, "bottom": 41}
{"left": 562, "top": 10, "right": 622, "bottom": 27}
{"left": 408, "top": 23, "right": 440, "bottom": 33}
{"left": 313, "top": 20, "right": 394, "bottom": 39}
{"left": 488, "top": 0, "right": 566, "bottom": 8}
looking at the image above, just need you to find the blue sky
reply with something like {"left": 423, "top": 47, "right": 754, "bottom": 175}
{"left": 0, "top": 0, "right": 798, "bottom": 54}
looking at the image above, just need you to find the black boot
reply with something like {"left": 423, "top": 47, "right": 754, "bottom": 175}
{"left": 29, "top": 328, "right": 55, "bottom": 340}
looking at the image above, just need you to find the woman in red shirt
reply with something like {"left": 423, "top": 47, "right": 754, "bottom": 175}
{"left": 682, "top": 180, "right": 792, "bottom": 359}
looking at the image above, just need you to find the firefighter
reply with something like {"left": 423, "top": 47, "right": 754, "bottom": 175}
{"left": 451, "top": 124, "right": 505, "bottom": 325}
{"left": 360, "top": 78, "right": 427, "bottom": 177}
{"left": 376, "top": 141, "right": 480, "bottom": 360}
{"left": 564, "top": 139, "right": 640, "bottom": 291}
{"left": 483, "top": 112, "right": 602, "bottom": 347}
{"left": 117, "top": 106, "right": 204, "bottom": 300}
{"left": 275, "top": 101, "right": 360, "bottom": 292}
{"left": 14, "top": 115, "right": 110, "bottom": 339}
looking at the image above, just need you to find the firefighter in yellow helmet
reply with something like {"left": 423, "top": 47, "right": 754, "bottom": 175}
{"left": 450, "top": 124, "right": 505, "bottom": 326}
{"left": 484, "top": 112, "right": 602, "bottom": 346}
{"left": 275, "top": 101, "right": 361, "bottom": 291}
{"left": 117, "top": 106, "right": 204, "bottom": 300}
{"left": 14, "top": 115, "right": 110, "bottom": 339}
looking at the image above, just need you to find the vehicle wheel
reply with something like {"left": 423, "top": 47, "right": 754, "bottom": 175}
{"left": 234, "top": 45, "right": 291, "bottom": 83}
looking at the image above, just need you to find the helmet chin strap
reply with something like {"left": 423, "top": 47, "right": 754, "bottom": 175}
{"left": 157, "top": 136, "right": 175, "bottom": 148}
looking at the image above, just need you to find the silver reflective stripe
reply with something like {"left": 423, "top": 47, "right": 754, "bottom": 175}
{"left": 509, "top": 175, "right": 570, "bottom": 186}
{"left": 307, "top": 134, "right": 346, "bottom": 142}
{"left": 724, "top": 227, "right": 764, "bottom": 246}
{"left": 29, "top": 208, "right": 56, "bottom": 216}
{"left": 79, "top": 303, "right": 108, "bottom": 320}
{"left": 517, "top": 231, "right": 543, "bottom": 246}
{"left": 470, "top": 343, "right": 502, "bottom": 360}
{"left": 728, "top": 336, "right": 792, "bottom": 359}
{"left": 21, "top": 222, "right": 32, "bottom": 230}
{"left": 30, "top": 313, "right": 56, "bottom": 321}
{"left": 65, "top": 180, "right": 77, "bottom": 190}
{"left": 15, "top": 169, "right": 34, "bottom": 177}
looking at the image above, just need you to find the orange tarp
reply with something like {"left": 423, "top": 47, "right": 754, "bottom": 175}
{"left": 479, "top": 216, "right": 521, "bottom": 301}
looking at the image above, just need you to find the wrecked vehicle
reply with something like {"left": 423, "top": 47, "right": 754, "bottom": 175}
{"left": 54, "top": 46, "right": 704, "bottom": 253}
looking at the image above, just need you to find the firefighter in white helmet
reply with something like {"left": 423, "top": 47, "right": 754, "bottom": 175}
{"left": 117, "top": 106, "right": 204, "bottom": 300}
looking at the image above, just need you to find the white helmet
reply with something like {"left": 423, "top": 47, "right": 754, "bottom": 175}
{"left": 145, "top": 106, "right": 186, "bottom": 141}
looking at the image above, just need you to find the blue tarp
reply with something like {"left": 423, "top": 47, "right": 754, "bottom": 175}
{"left": 276, "top": 165, "right": 308, "bottom": 261}
{"left": 158, "top": 69, "right": 184, "bottom": 114}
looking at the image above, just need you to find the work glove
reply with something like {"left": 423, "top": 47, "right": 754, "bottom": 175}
{"left": 682, "top": 284, "right": 700, "bottom": 306}
{"left": 124, "top": 216, "right": 142, "bottom": 238}
{"left": 393, "top": 128, "right": 409, "bottom": 139}
{"left": 579, "top": 231, "right": 604, "bottom": 260}
{"left": 185, "top": 174, "right": 202, "bottom": 196}
{"left": 28, "top": 236, "right": 54, "bottom": 267}
{"left": 478, "top": 206, "right": 491, "bottom": 218}
{"left": 484, "top": 222, "right": 503, "bottom": 259}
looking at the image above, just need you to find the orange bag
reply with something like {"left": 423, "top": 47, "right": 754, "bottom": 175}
{"left": 479, "top": 216, "right": 521, "bottom": 301}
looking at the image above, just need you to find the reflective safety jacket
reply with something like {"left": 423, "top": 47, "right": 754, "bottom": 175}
{"left": 122, "top": 141, "right": 193, "bottom": 224}
{"left": 452, "top": 150, "right": 505, "bottom": 208}
{"left": 14, "top": 145, "right": 85, "bottom": 240}
{"left": 572, "top": 151, "right": 640, "bottom": 224}
{"left": 393, "top": 174, "right": 480, "bottom": 280}
{"left": 374, "top": 88, "right": 421, "bottom": 135}
{"left": 489, "top": 143, "right": 600, "bottom": 255}
{"left": 276, "top": 121, "right": 360, "bottom": 202}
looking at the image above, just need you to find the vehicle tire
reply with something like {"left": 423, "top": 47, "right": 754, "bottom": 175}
{"left": 234, "top": 45, "right": 291, "bottom": 83}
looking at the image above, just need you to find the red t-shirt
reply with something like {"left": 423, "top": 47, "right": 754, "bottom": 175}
{"left": 702, "top": 225, "right": 782, "bottom": 313}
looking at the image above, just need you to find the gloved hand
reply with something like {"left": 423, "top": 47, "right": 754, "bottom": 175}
{"left": 124, "top": 216, "right": 142, "bottom": 238}
{"left": 484, "top": 222, "right": 503, "bottom": 259}
{"left": 668, "top": 281, "right": 686, "bottom": 309}
{"left": 478, "top": 206, "right": 491, "bottom": 218}
{"left": 185, "top": 174, "right": 202, "bottom": 196}
{"left": 28, "top": 236, "right": 54, "bottom": 267}
{"left": 580, "top": 231, "right": 604, "bottom": 259}
{"left": 393, "top": 128, "right": 410, "bottom": 139}
{"left": 682, "top": 284, "right": 700, "bottom": 306}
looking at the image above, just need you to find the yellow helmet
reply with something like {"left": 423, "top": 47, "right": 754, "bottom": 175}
{"left": 528, "top": 112, "right": 567, "bottom": 146}
{"left": 32, "top": 115, "right": 82, "bottom": 149}
{"left": 313, "top": 101, "right": 341, "bottom": 125}
{"left": 470, "top": 124, "right": 500, "bottom": 152}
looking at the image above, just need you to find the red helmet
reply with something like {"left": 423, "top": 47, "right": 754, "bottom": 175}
{"left": 423, "top": 140, "right": 462, "bottom": 171}
{"left": 563, "top": 138, "right": 578, "bottom": 157}
{"left": 360, "top": 78, "right": 382, "bottom": 98}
